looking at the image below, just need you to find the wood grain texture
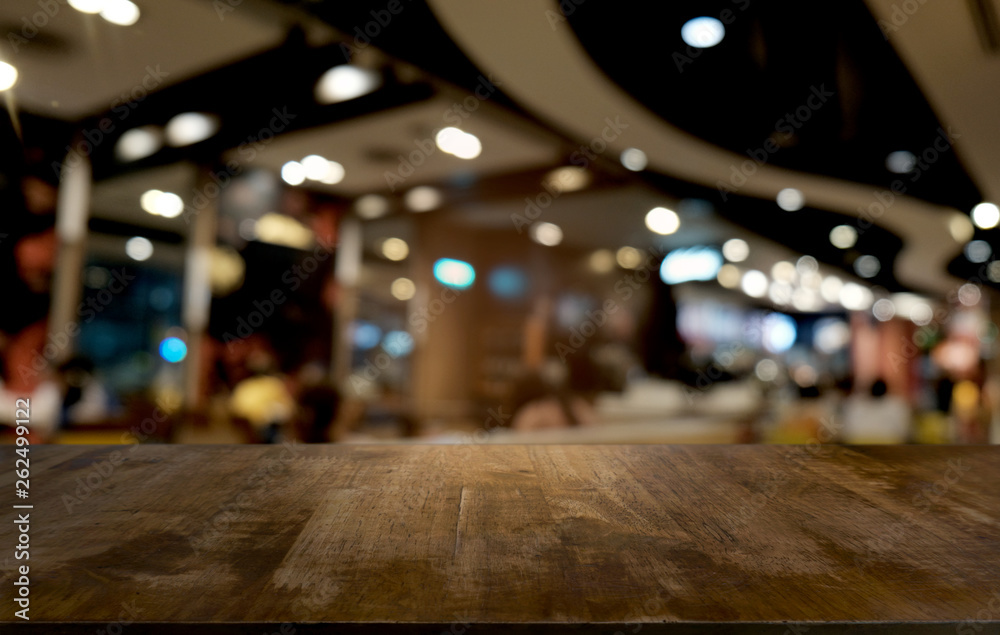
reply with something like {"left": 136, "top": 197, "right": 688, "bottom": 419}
{"left": 1, "top": 444, "right": 999, "bottom": 634}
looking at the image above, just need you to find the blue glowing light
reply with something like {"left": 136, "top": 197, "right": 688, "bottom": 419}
{"left": 763, "top": 313, "right": 798, "bottom": 354}
{"left": 383, "top": 330, "right": 415, "bottom": 357}
{"left": 488, "top": 266, "right": 528, "bottom": 299}
{"left": 353, "top": 321, "right": 383, "bottom": 350}
{"left": 681, "top": 16, "right": 725, "bottom": 48}
{"left": 659, "top": 247, "right": 723, "bottom": 284}
{"left": 159, "top": 337, "right": 188, "bottom": 363}
{"left": 433, "top": 258, "right": 475, "bottom": 289}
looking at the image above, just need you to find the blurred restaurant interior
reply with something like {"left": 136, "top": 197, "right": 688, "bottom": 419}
{"left": 2, "top": 0, "right": 1000, "bottom": 447}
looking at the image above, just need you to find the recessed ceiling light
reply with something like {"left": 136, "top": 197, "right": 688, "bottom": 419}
{"left": 616, "top": 246, "right": 642, "bottom": 269}
{"left": 281, "top": 161, "right": 306, "bottom": 186}
{"left": 853, "top": 255, "right": 881, "bottom": 278}
{"left": 125, "top": 236, "right": 153, "bottom": 261}
{"left": 645, "top": 207, "right": 680, "bottom": 235}
{"left": 620, "top": 148, "right": 648, "bottom": 171}
{"left": 299, "top": 155, "right": 345, "bottom": 184}
{"left": 381, "top": 237, "right": 409, "bottom": 261}
{"left": 165, "top": 112, "right": 219, "bottom": 147}
{"left": 829, "top": 225, "right": 858, "bottom": 249}
{"left": 771, "top": 261, "right": 797, "bottom": 283}
{"left": 949, "top": 213, "right": 975, "bottom": 243}
{"left": 792, "top": 288, "right": 822, "bottom": 312}
{"left": 140, "top": 189, "right": 162, "bottom": 215}
{"left": 872, "top": 298, "right": 895, "bottom": 322}
{"left": 255, "top": 212, "right": 315, "bottom": 249}
{"left": 796, "top": 255, "right": 818, "bottom": 274}
{"left": 530, "top": 222, "right": 563, "bottom": 246}
{"left": 315, "top": 65, "right": 381, "bottom": 104}
{"left": 681, "top": 17, "right": 725, "bottom": 48}
{"left": 355, "top": 194, "right": 389, "bottom": 219}
{"left": 320, "top": 161, "right": 345, "bottom": 184}
{"left": 776, "top": 188, "right": 805, "bottom": 211}
{"left": 391, "top": 277, "right": 416, "bottom": 301}
{"left": 0, "top": 62, "right": 18, "bottom": 91}
{"left": 115, "top": 126, "right": 162, "bottom": 162}
{"left": 139, "top": 190, "right": 183, "bottom": 218}
{"left": 588, "top": 249, "right": 616, "bottom": 273}
{"left": 740, "top": 270, "right": 768, "bottom": 298}
{"left": 301, "top": 155, "right": 331, "bottom": 181}
{"left": 543, "top": 166, "right": 590, "bottom": 193}
{"left": 958, "top": 283, "right": 981, "bottom": 306}
{"left": 155, "top": 192, "right": 183, "bottom": 218}
{"left": 405, "top": 186, "right": 442, "bottom": 212}
{"left": 820, "top": 276, "right": 843, "bottom": 303}
{"left": 840, "top": 283, "right": 874, "bottom": 311}
{"left": 435, "top": 127, "right": 482, "bottom": 160}
{"left": 721, "top": 238, "right": 749, "bottom": 262}
{"left": 972, "top": 202, "right": 1000, "bottom": 229}
{"left": 965, "top": 240, "right": 992, "bottom": 263}
{"left": 717, "top": 264, "right": 741, "bottom": 288}
{"left": 100, "top": 0, "right": 140, "bottom": 25}
{"left": 768, "top": 280, "right": 793, "bottom": 306}
{"left": 885, "top": 150, "right": 916, "bottom": 174}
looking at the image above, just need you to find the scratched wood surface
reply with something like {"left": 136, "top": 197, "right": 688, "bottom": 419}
{"left": 1, "top": 444, "right": 999, "bottom": 634}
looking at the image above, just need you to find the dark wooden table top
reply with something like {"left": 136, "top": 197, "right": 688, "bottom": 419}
{"left": 1, "top": 444, "right": 998, "bottom": 634}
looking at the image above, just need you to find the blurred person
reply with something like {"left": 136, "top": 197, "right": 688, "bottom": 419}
{"left": 14, "top": 229, "right": 57, "bottom": 293}
{"left": 21, "top": 174, "right": 58, "bottom": 215}
{"left": 841, "top": 379, "right": 911, "bottom": 444}
{"left": 228, "top": 348, "right": 295, "bottom": 443}
{"left": 951, "top": 379, "right": 988, "bottom": 444}
{"left": 0, "top": 321, "right": 61, "bottom": 441}
{"left": 56, "top": 356, "right": 113, "bottom": 427}
{"left": 13, "top": 171, "right": 59, "bottom": 294}
{"left": 292, "top": 361, "right": 340, "bottom": 443}
{"left": 511, "top": 358, "right": 597, "bottom": 432}
{"left": 768, "top": 384, "right": 826, "bottom": 444}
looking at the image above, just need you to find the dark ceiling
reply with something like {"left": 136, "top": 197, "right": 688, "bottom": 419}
{"left": 1, "top": 0, "right": 990, "bottom": 298}
{"left": 564, "top": 0, "right": 983, "bottom": 213}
